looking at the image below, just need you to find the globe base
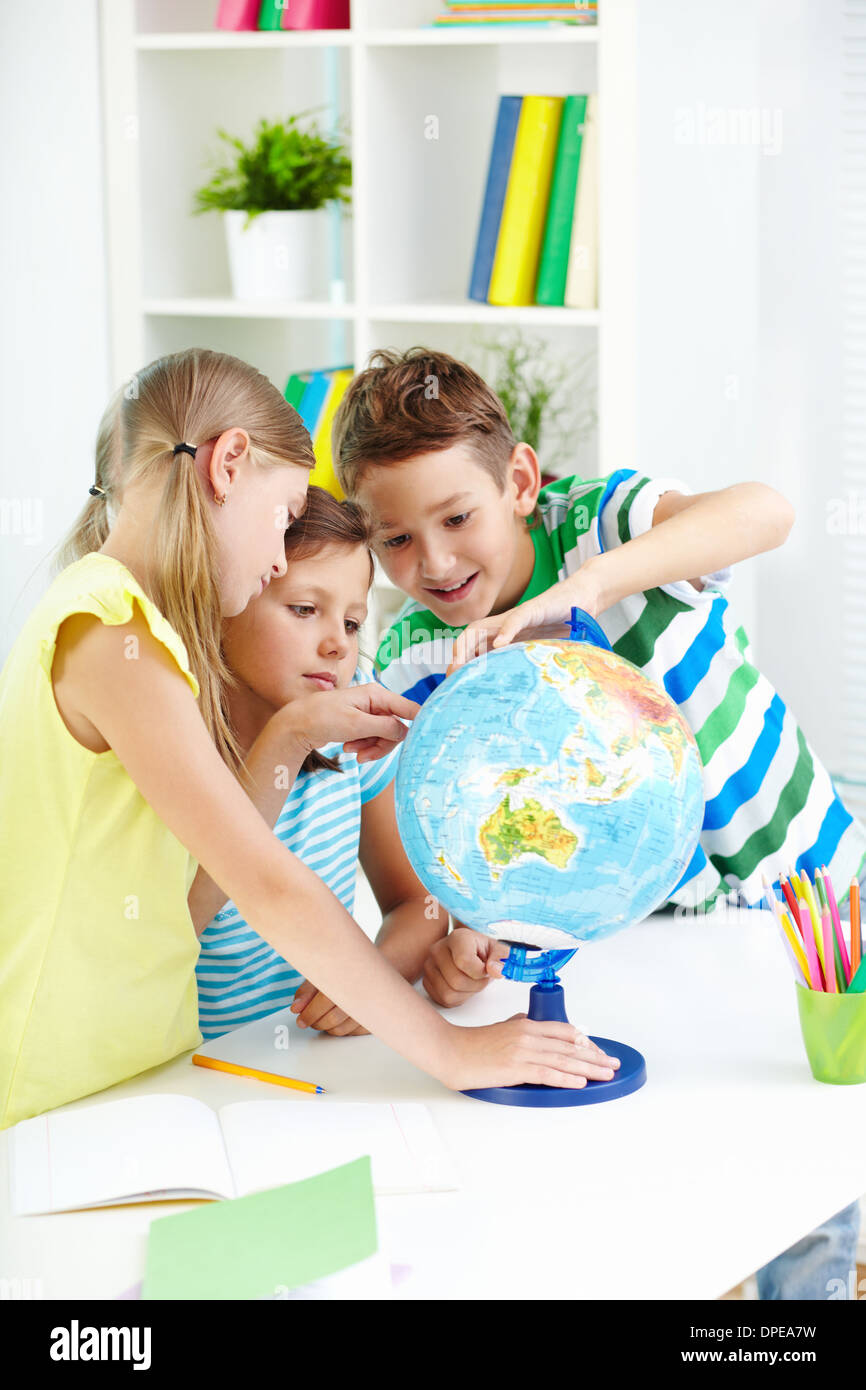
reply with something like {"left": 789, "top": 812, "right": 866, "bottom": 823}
{"left": 461, "top": 979, "right": 647, "bottom": 1107}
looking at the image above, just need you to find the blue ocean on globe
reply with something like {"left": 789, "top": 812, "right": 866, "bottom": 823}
{"left": 395, "top": 639, "right": 704, "bottom": 949}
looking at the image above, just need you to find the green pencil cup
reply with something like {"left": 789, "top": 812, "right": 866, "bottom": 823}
{"left": 795, "top": 983, "right": 866, "bottom": 1084}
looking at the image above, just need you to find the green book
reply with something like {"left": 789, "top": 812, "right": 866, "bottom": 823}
{"left": 257, "top": 0, "right": 284, "bottom": 30}
{"left": 284, "top": 371, "right": 312, "bottom": 410}
{"left": 535, "top": 94, "right": 588, "bottom": 307}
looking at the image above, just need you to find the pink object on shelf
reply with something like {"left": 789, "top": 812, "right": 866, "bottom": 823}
{"left": 280, "top": 0, "right": 350, "bottom": 30}
{"left": 215, "top": 0, "right": 263, "bottom": 29}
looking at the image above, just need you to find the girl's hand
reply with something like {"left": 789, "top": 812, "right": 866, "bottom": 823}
{"left": 281, "top": 684, "right": 420, "bottom": 763}
{"left": 442, "top": 1015, "right": 621, "bottom": 1091}
{"left": 447, "top": 566, "right": 603, "bottom": 673}
{"left": 290, "top": 980, "right": 369, "bottom": 1036}
{"left": 422, "top": 927, "right": 511, "bottom": 1007}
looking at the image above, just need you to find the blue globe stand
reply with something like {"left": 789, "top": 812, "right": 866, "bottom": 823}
{"left": 461, "top": 610, "right": 646, "bottom": 1108}
{"left": 461, "top": 943, "right": 647, "bottom": 1107}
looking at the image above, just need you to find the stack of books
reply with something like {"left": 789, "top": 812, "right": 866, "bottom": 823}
{"left": 284, "top": 366, "right": 354, "bottom": 500}
{"left": 469, "top": 93, "right": 598, "bottom": 309}
{"left": 216, "top": 0, "right": 350, "bottom": 30}
{"left": 432, "top": 2, "right": 597, "bottom": 26}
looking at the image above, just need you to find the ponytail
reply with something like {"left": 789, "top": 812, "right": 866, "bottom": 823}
{"left": 54, "top": 349, "right": 315, "bottom": 777}
{"left": 54, "top": 386, "right": 122, "bottom": 572}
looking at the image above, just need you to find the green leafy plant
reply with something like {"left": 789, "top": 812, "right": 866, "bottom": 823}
{"left": 472, "top": 332, "right": 597, "bottom": 475}
{"left": 193, "top": 114, "right": 352, "bottom": 223}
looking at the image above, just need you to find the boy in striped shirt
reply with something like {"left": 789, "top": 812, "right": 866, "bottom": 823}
{"left": 333, "top": 349, "right": 866, "bottom": 922}
{"left": 332, "top": 348, "right": 864, "bottom": 1300}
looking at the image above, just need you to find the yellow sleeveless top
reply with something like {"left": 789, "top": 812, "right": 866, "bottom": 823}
{"left": 0, "top": 554, "right": 203, "bottom": 1129}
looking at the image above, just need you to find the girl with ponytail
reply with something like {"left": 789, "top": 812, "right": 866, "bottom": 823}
{"left": 0, "top": 348, "right": 600, "bottom": 1129}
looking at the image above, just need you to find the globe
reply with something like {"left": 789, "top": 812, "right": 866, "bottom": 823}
{"left": 395, "top": 638, "right": 705, "bottom": 951}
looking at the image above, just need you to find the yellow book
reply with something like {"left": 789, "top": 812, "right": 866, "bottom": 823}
{"left": 311, "top": 368, "right": 353, "bottom": 500}
{"left": 564, "top": 90, "right": 598, "bottom": 309}
{"left": 488, "top": 95, "right": 564, "bottom": 306}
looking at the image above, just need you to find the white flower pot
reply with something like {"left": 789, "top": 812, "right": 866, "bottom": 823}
{"left": 224, "top": 208, "right": 326, "bottom": 300}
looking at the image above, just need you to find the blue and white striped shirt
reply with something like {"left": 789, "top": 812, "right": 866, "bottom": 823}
{"left": 376, "top": 472, "right": 866, "bottom": 913}
{"left": 196, "top": 718, "right": 401, "bottom": 1040}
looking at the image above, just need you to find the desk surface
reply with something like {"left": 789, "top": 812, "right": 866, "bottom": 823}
{"left": 3, "top": 913, "right": 865, "bottom": 1301}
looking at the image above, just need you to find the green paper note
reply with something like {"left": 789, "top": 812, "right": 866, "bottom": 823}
{"left": 142, "top": 1157, "right": 377, "bottom": 1300}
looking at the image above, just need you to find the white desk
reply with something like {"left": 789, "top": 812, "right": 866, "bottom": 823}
{"left": 3, "top": 912, "right": 865, "bottom": 1300}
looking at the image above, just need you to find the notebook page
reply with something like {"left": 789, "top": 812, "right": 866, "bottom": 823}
{"left": 219, "top": 1101, "right": 458, "bottom": 1197}
{"left": 10, "top": 1094, "right": 236, "bottom": 1215}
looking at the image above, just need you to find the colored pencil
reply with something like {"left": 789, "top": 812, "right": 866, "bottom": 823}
{"left": 799, "top": 903, "right": 825, "bottom": 991}
{"left": 780, "top": 912, "right": 810, "bottom": 984}
{"left": 762, "top": 876, "right": 809, "bottom": 985}
{"left": 847, "top": 955, "right": 866, "bottom": 994}
{"left": 778, "top": 872, "right": 802, "bottom": 932}
{"left": 851, "top": 879, "right": 862, "bottom": 978}
{"left": 192, "top": 1054, "right": 325, "bottom": 1094}
{"left": 820, "top": 866, "right": 851, "bottom": 986}
{"left": 800, "top": 870, "right": 820, "bottom": 920}
{"left": 800, "top": 867, "right": 828, "bottom": 967}
{"left": 821, "top": 910, "right": 837, "bottom": 993}
{"left": 815, "top": 871, "right": 845, "bottom": 990}
{"left": 798, "top": 872, "right": 826, "bottom": 974}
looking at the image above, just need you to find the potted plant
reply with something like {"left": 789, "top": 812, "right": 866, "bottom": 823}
{"left": 193, "top": 114, "right": 352, "bottom": 300}
{"left": 473, "top": 332, "right": 598, "bottom": 479}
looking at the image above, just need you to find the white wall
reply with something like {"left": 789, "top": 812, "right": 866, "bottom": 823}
{"left": 634, "top": 0, "right": 762, "bottom": 640}
{"left": 0, "top": 0, "right": 110, "bottom": 663}
{"left": 752, "top": 0, "right": 851, "bottom": 782}
{"left": 633, "top": 0, "right": 852, "bottom": 787}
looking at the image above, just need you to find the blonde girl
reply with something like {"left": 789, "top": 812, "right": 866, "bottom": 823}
{"left": 0, "top": 348, "right": 607, "bottom": 1130}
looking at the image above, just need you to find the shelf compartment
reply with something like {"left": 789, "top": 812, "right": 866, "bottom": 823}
{"left": 143, "top": 297, "right": 356, "bottom": 319}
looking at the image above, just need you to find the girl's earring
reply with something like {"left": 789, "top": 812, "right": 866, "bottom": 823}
{"left": 214, "top": 493, "right": 226, "bottom": 507}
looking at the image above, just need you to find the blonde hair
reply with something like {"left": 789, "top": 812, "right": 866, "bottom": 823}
{"left": 55, "top": 385, "right": 124, "bottom": 571}
{"left": 56, "top": 348, "right": 315, "bottom": 775}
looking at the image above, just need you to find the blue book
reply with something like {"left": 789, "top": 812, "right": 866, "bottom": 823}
{"left": 468, "top": 95, "right": 522, "bottom": 303}
{"left": 297, "top": 370, "right": 332, "bottom": 436}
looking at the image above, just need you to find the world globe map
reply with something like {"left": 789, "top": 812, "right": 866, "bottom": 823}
{"left": 395, "top": 639, "right": 705, "bottom": 950}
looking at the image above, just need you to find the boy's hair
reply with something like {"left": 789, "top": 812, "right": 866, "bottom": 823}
{"left": 279, "top": 485, "right": 376, "bottom": 778}
{"left": 56, "top": 347, "right": 315, "bottom": 777}
{"left": 332, "top": 347, "right": 516, "bottom": 498}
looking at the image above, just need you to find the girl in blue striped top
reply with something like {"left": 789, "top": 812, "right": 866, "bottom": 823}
{"left": 194, "top": 487, "right": 450, "bottom": 1040}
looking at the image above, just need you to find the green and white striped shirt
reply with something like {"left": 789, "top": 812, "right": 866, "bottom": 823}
{"left": 375, "top": 470, "right": 866, "bottom": 912}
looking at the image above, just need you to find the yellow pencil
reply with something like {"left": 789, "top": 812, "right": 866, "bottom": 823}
{"left": 192, "top": 1053, "right": 325, "bottom": 1094}
{"left": 779, "top": 909, "right": 811, "bottom": 982}
{"left": 798, "top": 872, "right": 826, "bottom": 974}
{"left": 762, "top": 875, "right": 809, "bottom": 982}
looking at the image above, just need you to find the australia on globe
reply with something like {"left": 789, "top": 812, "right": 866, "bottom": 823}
{"left": 395, "top": 639, "right": 704, "bottom": 950}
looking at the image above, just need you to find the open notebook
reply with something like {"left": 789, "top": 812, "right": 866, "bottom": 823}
{"left": 10, "top": 1093, "right": 458, "bottom": 1216}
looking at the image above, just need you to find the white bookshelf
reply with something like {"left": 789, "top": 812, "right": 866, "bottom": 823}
{"left": 99, "top": 0, "right": 638, "bottom": 640}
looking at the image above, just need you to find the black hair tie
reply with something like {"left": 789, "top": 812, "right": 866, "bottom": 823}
{"left": 89, "top": 485, "right": 106, "bottom": 498}
{"left": 172, "top": 442, "right": 197, "bottom": 459}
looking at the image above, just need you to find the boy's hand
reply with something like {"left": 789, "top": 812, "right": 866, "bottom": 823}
{"left": 422, "top": 927, "right": 511, "bottom": 1008}
{"left": 447, "top": 568, "right": 603, "bottom": 673}
{"left": 290, "top": 981, "right": 370, "bottom": 1036}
